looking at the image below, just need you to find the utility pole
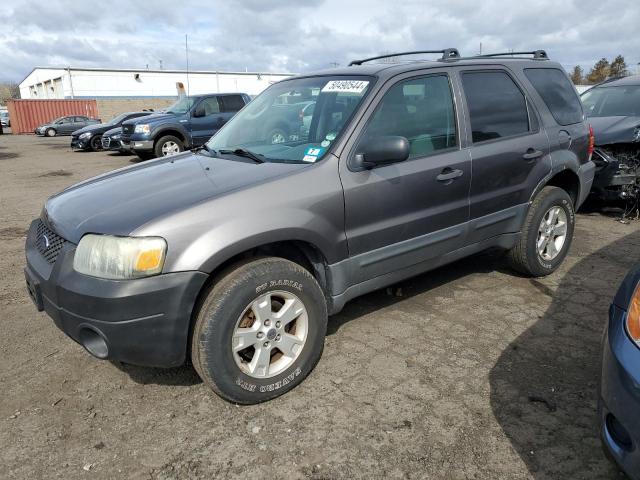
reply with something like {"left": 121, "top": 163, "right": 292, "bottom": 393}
{"left": 479, "top": 42, "right": 482, "bottom": 56}
{"left": 185, "top": 34, "right": 191, "bottom": 96}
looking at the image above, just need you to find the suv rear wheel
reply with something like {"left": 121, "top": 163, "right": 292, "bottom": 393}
{"left": 155, "top": 135, "right": 184, "bottom": 157}
{"left": 507, "top": 186, "right": 575, "bottom": 277}
{"left": 191, "top": 257, "right": 327, "bottom": 404}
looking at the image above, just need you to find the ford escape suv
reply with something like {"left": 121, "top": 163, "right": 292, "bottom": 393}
{"left": 24, "top": 49, "right": 595, "bottom": 404}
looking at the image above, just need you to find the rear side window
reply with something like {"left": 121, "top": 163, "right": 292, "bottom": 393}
{"left": 524, "top": 68, "right": 583, "bottom": 125}
{"left": 220, "top": 95, "right": 246, "bottom": 112}
{"left": 461, "top": 71, "right": 530, "bottom": 143}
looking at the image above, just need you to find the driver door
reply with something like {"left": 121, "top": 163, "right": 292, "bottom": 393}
{"left": 339, "top": 71, "right": 471, "bottom": 284}
{"left": 191, "top": 97, "right": 225, "bottom": 146}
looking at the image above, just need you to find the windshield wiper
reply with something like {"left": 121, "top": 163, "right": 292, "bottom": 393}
{"left": 219, "top": 148, "right": 266, "bottom": 163}
{"left": 196, "top": 143, "right": 217, "bottom": 157}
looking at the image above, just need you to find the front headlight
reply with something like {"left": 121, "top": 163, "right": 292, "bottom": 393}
{"left": 134, "top": 124, "right": 150, "bottom": 134}
{"left": 626, "top": 283, "right": 640, "bottom": 346}
{"left": 73, "top": 234, "right": 167, "bottom": 279}
{"left": 79, "top": 132, "right": 93, "bottom": 139}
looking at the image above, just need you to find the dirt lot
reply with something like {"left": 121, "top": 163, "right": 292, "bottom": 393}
{"left": 0, "top": 133, "right": 635, "bottom": 479}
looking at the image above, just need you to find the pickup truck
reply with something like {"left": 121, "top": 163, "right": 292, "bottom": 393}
{"left": 121, "top": 93, "right": 250, "bottom": 160}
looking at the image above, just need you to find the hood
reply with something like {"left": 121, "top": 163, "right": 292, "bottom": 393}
{"left": 122, "top": 112, "right": 175, "bottom": 126}
{"left": 589, "top": 115, "right": 640, "bottom": 145}
{"left": 103, "top": 126, "right": 121, "bottom": 136}
{"left": 44, "top": 152, "right": 305, "bottom": 244}
{"left": 72, "top": 123, "right": 110, "bottom": 136}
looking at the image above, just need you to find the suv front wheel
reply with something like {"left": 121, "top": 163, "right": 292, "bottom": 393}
{"left": 155, "top": 135, "right": 184, "bottom": 158}
{"left": 191, "top": 257, "right": 328, "bottom": 404}
{"left": 507, "top": 186, "right": 575, "bottom": 277}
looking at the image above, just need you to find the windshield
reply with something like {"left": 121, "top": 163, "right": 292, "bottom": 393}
{"left": 581, "top": 85, "right": 640, "bottom": 117}
{"left": 107, "top": 112, "right": 130, "bottom": 126}
{"left": 206, "top": 76, "right": 374, "bottom": 163}
{"left": 166, "top": 97, "right": 195, "bottom": 114}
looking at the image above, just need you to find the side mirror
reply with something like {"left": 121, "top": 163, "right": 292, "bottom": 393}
{"left": 352, "top": 136, "right": 410, "bottom": 171}
{"left": 192, "top": 106, "right": 205, "bottom": 118}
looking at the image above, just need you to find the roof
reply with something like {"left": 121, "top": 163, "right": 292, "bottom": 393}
{"left": 19, "top": 66, "right": 296, "bottom": 86}
{"left": 593, "top": 75, "right": 640, "bottom": 88}
{"left": 302, "top": 57, "right": 561, "bottom": 80}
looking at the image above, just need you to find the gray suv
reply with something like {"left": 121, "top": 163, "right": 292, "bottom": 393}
{"left": 24, "top": 49, "right": 595, "bottom": 404}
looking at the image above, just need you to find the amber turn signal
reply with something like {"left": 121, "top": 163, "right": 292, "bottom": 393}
{"left": 626, "top": 283, "right": 640, "bottom": 343}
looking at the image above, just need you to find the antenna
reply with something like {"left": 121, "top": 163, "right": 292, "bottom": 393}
{"left": 185, "top": 34, "right": 191, "bottom": 96}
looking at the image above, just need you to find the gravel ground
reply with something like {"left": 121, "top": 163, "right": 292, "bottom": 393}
{"left": 0, "top": 133, "right": 634, "bottom": 479}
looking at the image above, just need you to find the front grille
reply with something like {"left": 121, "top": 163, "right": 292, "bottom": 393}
{"left": 102, "top": 136, "right": 111, "bottom": 148}
{"left": 35, "top": 220, "right": 67, "bottom": 264}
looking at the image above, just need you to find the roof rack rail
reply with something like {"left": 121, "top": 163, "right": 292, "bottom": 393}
{"left": 477, "top": 50, "right": 549, "bottom": 60}
{"left": 348, "top": 48, "right": 460, "bottom": 66}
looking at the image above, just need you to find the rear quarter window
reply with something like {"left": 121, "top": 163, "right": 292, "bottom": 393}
{"left": 524, "top": 68, "right": 584, "bottom": 126}
{"left": 220, "top": 95, "right": 246, "bottom": 112}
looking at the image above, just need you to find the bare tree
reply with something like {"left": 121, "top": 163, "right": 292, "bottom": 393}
{"left": 0, "top": 82, "right": 20, "bottom": 105}
{"left": 609, "top": 55, "right": 628, "bottom": 78}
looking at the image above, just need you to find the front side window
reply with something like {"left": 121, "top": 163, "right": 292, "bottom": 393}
{"left": 462, "top": 71, "right": 530, "bottom": 143}
{"left": 581, "top": 85, "right": 640, "bottom": 117}
{"left": 357, "top": 75, "right": 457, "bottom": 158}
{"left": 524, "top": 68, "right": 583, "bottom": 125}
{"left": 207, "top": 76, "right": 373, "bottom": 163}
{"left": 195, "top": 97, "right": 221, "bottom": 116}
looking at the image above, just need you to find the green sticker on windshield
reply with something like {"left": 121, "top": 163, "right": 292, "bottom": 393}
{"left": 303, "top": 147, "right": 325, "bottom": 163}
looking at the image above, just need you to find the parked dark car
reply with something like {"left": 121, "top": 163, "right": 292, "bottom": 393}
{"left": 35, "top": 116, "right": 100, "bottom": 137}
{"left": 581, "top": 76, "right": 640, "bottom": 205}
{"left": 121, "top": 93, "right": 250, "bottom": 160}
{"left": 0, "top": 110, "right": 9, "bottom": 127}
{"left": 24, "top": 49, "right": 595, "bottom": 404}
{"left": 71, "top": 111, "right": 153, "bottom": 151}
{"left": 101, "top": 126, "right": 127, "bottom": 153}
{"left": 599, "top": 263, "right": 640, "bottom": 479}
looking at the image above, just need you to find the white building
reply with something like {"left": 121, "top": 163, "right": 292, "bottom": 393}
{"left": 19, "top": 67, "right": 295, "bottom": 99}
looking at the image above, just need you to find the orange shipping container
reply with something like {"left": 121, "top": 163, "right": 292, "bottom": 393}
{"left": 6, "top": 99, "right": 99, "bottom": 134}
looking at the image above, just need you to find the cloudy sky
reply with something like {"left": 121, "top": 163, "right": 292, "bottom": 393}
{"left": 1, "top": 0, "right": 639, "bottom": 83}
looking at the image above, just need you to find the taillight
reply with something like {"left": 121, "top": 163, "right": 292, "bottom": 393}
{"left": 626, "top": 283, "right": 640, "bottom": 345}
{"left": 587, "top": 124, "right": 595, "bottom": 159}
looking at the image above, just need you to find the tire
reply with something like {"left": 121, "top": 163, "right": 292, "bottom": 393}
{"left": 135, "top": 151, "right": 155, "bottom": 161}
{"left": 191, "top": 257, "right": 328, "bottom": 404}
{"left": 90, "top": 135, "right": 103, "bottom": 151}
{"left": 154, "top": 135, "right": 184, "bottom": 158}
{"left": 45, "top": 128, "right": 56, "bottom": 137}
{"left": 266, "top": 126, "right": 288, "bottom": 145}
{"left": 507, "top": 186, "right": 575, "bottom": 277}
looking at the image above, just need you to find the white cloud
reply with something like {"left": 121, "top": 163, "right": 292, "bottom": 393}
{"left": 1, "top": 0, "right": 639, "bottom": 83}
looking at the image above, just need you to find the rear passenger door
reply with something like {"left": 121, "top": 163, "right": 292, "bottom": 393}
{"left": 74, "top": 116, "right": 89, "bottom": 130}
{"left": 522, "top": 68, "right": 589, "bottom": 181}
{"left": 340, "top": 72, "right": 471, "bottom": 283}
{"left": 457, "top": 67, "right": 551, "bottom": 243}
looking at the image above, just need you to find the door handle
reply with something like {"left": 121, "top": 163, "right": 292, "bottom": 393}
{"left": 523, "top": 148, "right": 544, "bottom": 160}
{"left": 436, "top": 168, "right": 464, "bottom": 182}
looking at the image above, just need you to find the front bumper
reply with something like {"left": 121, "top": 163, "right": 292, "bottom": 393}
{"left": 121, "top": 133, "right": 153, "bottom": 152}
{"left": 599, "top": 303, "right": 640, "bottom": 480}
{"left": 70, "top": 136, "right": 91, "bottom": 150}
{"left": 24, "top": 219, "right": 208, "bottom": 367}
